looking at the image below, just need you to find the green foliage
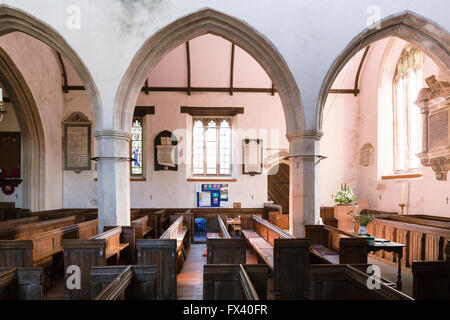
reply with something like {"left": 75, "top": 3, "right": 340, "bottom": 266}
{"left": 351, "top": 209, "right": 375, "bottom": 226}
{"left": 334, "top": 183, "right": 355, "bottom": 205}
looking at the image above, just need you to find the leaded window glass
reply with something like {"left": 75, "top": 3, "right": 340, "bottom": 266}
{"left": 393, "top": 43, "right": 423, "bottom": 173}
{"left": 131, "top": 117, "right": 144, "bottom": 176}
{"left": 192, "top": 118, "right": 232, "bottom": 176}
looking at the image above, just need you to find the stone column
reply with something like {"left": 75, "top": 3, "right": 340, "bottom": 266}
{"left": 287, "top": 130, "right": 322, "bottom": 237}
{"left": 94, "top": 130, "right": 131, "bottom": 232}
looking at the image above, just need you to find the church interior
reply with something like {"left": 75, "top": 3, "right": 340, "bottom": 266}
{"left": 0, "top": 1, "right": 449, "bottom": 304}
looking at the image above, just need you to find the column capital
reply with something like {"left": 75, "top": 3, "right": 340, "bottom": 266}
{"left": 94, "top": 130, "right": 131, "bottom": 142}
{"left": 286, "top": 129, "right": 323, "bottom": 142}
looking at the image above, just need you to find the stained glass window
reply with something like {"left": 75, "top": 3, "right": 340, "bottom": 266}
{"left": 393, "top": 43, "right": 423, "bottom": 173}
{"left": 131, "top": 117, "right": 144, "bottom": 176}
{"left": 192, "top": 118, "right": 232, "bottom": 176}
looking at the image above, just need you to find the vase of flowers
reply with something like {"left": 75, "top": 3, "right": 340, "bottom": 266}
{"left": 334, "top": 183, "right": 355, "bottom": 205}
{"left": 350, "top": 209, "right": 375, "bottom": 235}
{"left": 333, "top": 184, "right": 357, "bottom": 232}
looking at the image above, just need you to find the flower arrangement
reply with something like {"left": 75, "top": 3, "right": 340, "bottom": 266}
{"left": 350, "top": 209, "right": 375, "bottom": 226}
{"left": 334, "top": 183, "right": 355, "bottom": 205}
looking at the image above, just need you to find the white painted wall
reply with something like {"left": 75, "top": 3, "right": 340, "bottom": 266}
{"left": 60, "top": 90, "right": 287, "bottom": 208}
{"left": 3, "top": 0, "right": 449, "bottom": 131}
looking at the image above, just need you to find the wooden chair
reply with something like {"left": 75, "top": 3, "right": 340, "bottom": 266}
{"left": 232, "top": 224, "right": 242, "bottom": 237}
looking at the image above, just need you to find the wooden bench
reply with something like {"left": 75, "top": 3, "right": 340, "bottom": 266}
{"left": 305, "top": 224, "right": 369, "bottom": 265}
{"left": 131, "top": 215, "right": 154, "bottom": 240}
{"left": 412, "top": 243, "right": 450, "bottom": 300}
{"left": 0, "top": 216, "right": 39, "bottom": 229}
{"left": 90, "top": 265, "right": 158, "bottom": 300}
{"left": 136, "top": 215, "right": 187, "bottom": 299}
{"left": 62, "top": 225, "right": 134, "bottom": 300}
{"left": 203, "top": 264, "right": 268, "bottom": 300}
{"left": 242, "top": 215, "right": 311, "bottom": 299}
{"left": 132, "top": 209, "right": 168, "bottom": 238}
{"left": 31, "top": 209, "right": 98, "bottom": 223}
{"left": 310, "top": 264, "right": 412, "bottom": 300}
{"left": 0, "top": 267, "right": 44, "bottom": 300}
{"left": 0, "top": 219, "right": 98, "bottom": 268}
{"left": 207, "top": 215, "right": 247, "bottom": 265}
{"left": 0, "top": 216, "right": 76, "bottom": 240}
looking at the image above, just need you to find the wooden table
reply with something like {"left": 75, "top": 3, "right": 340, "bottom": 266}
{"left": 368, "top": 240, "right": 406, "bottom": 291}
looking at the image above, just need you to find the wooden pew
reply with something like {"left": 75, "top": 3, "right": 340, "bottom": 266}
{"left": 305, "top": 224, "right": 368, "bottom": 265}
{"left": 207, "top": 215, "right": 247, "bottom": 264}
{"left": 136, "top": 215, "right": 188, "bottom": 299}
{"left": 0, "top": 219, "right": 98, "bottom": 268}
{"left": 62, "top": 226, "right": 134, "bottom": 300}
{"left": 363, "top": 213, "right": 450, "bottom": 269}
{"left": 412, "top": 243, "right": 450, "bottom": 300}
{"left": 242, "top": 215, "right": 311, "bottom": 299}
{"left": 0, "top": 216, "right": 76, "bottom": 240}
{"left": 203, "top": 264, "right": 268, "bottom": 300}
{"left": 131, "top": 215, "right": 153, "bottom": 240}
{"left": 32, "top": 209, "right": 98, "bottom": 224}
{"left": 131, "top": 209, "right": 168, "bottom": 238}
{"left": 0, "top": 267, "right": 44, "bottom": 300}
{"left": 310, "top": 264, "right": 412, "bottom": 300}
{"left": 90, "top": 265, "right": 158, "bottom": 300}
{"left": 0, "top": 216, "right": 39, "bottom": 229}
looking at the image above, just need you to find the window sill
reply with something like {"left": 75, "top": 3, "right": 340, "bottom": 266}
{"left": 381, "top": 173, "right": 423, "bottom": 180}
{"left": 93, "top": 178, "right": 147, "bottom": 182}
{"left": 187, "top": 177, "right": 237, "bottom": 182}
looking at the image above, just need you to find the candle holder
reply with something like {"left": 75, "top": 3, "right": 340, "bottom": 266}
{"left": 398, "top": 203, "right": 406, "bottom": 215}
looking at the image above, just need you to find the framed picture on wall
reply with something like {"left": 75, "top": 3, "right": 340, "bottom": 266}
{"left": 242, "top": 139, "right": 263, "bottom": 175}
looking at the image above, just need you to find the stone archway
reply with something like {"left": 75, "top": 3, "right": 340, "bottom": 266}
{"left": 115, "top": 8, "right": 304, "bottom": 134}
{"left": 0, "top": 5, "right": 101, "bottom": 128}
{"left": 0, "top": 48, "right": 45, "bottom": 211}
{"left": 317, "top": 10, "right": 450, "bottom": 131}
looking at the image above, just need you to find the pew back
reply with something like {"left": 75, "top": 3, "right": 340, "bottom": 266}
{"left": 310, "top": 264, "right": 412, "bottom": 300}
{"left": 0, "top": 267, "right": 44, "bottom": 300}
{"left": 305, "top": 224, "right": 368, "bottom": 264}
{"left": 63, "top": 226, "right": 133, "bottom": 300}
{"left": 91, "top": 265, "right": 158, "bottom": 300}
{"left": 0, "top": 216, "right": 76, "bottom": 240}
{"left": 203, "top": 264, "right": 268, "bottom": 300}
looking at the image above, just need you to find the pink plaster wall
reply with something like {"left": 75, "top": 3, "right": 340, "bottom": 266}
{"left": 322, "top": 36, "right": 450, "bottom": 217}
{"left": 0, "top": 32, "right": 64, "bottom": 209}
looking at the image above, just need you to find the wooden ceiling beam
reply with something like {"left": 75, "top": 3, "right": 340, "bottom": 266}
{"left": 56, "top": 51, "right": 69, "bottom": 94}
{"left": 353, "top": 45, "right": 370, "bottom": 96}
{"left": 230, "top": 43, "right": 235, "bottom": 96}
{"left": 186, "top": 41, "right": 191, "bottom": 96}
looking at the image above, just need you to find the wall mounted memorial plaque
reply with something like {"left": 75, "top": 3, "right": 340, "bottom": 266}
{"left": 243, "top": 139, "right": 263, "bottom": 175}
{"left": 359, "top": 143, "right": 374, "bottom": 166}
{"left": 154, "top": 130, "right": 178, "bottom": 171}
{"left": 63, "top": 112, "right": 92, "bottom": 171}
{"left": 415, "top": 75, "right": 450, "bottom": 180}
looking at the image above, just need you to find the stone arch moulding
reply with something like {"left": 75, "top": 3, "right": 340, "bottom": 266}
{"left": 0, "top": 4, "right": 102, "bottom": 129}
{"left": 0, "top": 47, "right": 45, "bottom": 211}
{"left": 116, "top": 8, "right": 305, "bottom": 135}
{"left": 317, "top": 10, "right": 450, "bottom": 131}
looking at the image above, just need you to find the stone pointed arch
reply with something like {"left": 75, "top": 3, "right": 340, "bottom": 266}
{"left": 0, "top": 4, "right": 102, "bottom": 128}
{"left": 317, "top": 10, "right": 450, "bottom": 131}
{"left": 115, "top": 8, "right": 304, "bottom": 134}
{"left": 0, "top": 47, "right": 45, "bottom": 210}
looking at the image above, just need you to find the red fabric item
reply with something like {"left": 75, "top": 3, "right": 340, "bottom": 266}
{"left": 1, "top": 182, "right": 15, "bottom": 195}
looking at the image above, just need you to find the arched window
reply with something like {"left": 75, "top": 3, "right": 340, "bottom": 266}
{"left": 192, "top": 118, "right": 232, "bottom": 176}
{"left": 131, "top": 117, "right": 144, "bottom": 177}
{"left": 393, "top": 43, "right": 423, "bottom": 173}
